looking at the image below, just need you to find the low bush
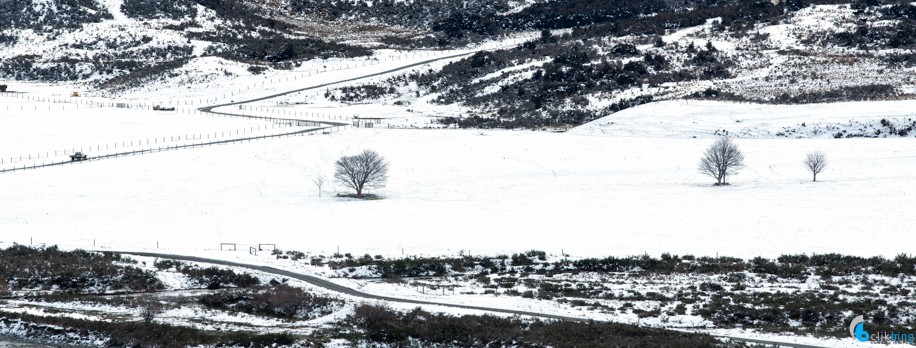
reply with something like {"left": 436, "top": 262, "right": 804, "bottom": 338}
{"left": 155, "top": 260, "right": 259, "bottom": 288}
{"left": 0, "top": 245, "right": 163, "bottom": 294}
{"left": 0, "top": 312, "right": 296, "bottom": 347}
{"left": 198, "top": 284, "right": 342, "bottom": 320}
{"left": 349, "top": 304, "right": 732, "bottom": 347}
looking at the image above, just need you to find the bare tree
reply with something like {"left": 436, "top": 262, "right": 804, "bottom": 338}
{"left": 0, "top": 277, "right": 8, "bottom": 295}
{"left": 334, "top": 150, "right": 389, "bottom": 197}
{"left": 140, "top": 297, "right": 162, "bottom": 325}
{"left": 699, "top": 137, "right": 745, "bottom": 185}
{"left": 311, "top": 174, "right": 326, "bottom": 197}
{"left": 804, "top": 151, "right": 827, "bottom": 182}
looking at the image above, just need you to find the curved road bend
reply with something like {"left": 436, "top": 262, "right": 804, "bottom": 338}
{"left": 112, "top": 251, "right": 826, "bottom": 348}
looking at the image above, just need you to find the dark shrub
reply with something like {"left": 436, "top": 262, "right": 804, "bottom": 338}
{"left": 199, "top": 284, "right": 341, "bottom": 320}
{"left": 0, "top": 245, "right": 163, "bottom": 293}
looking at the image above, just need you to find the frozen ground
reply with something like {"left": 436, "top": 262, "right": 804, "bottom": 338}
{"left": 0, "top": 123, "right": 913, "bottom": 259}
{"left": 571, "top": 99, "right": 916, "bottom": 139}
{"left": 0, "top": 92, "right": 295, "bottom": 170}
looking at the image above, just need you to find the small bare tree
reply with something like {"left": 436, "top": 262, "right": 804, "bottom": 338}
{"left": 334, "top": 150, "right": 389, "bottom": 197}
{"left": 804, "top": 151, "right": 827, "bottom": 182}
{"left": 0, "top": 277, "right": 8, "bottom": 296}
{"left": 699, "top": 137, "right": 745, "bottom": 185}
{"left": 312, "top": 174, "right": 326, "bottom": 197}
{"left": 140, "top": 297, "right": 162, "bottom": 325}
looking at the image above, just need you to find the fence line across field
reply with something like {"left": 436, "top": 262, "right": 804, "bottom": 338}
{"left": 0, "top": 122, "right": 301, "bottom": 166}
{"left": 0, "top": 34, "right": 542, "bottom": 174}
{"left": 0, "top": 125, "right": 344, "bottom": 174}
{"left": 0, "top": 99, "right": 352, "bottom": 171}
{"left": 2, "top": 95, "right": 357, "bottom": 122}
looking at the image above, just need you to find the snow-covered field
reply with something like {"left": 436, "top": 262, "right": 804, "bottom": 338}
{"left": 0, "top": 92, "right": 295, "bottom": 170}
{"left": 0, "top": 113, "right": 913, "bottom": 259}
{"left": 571, "top": 99, "right": 916, "bottom": 138}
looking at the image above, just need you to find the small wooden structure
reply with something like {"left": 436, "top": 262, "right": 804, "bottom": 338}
{"left": 352, "top": 116, "right": 386, "bottom": 128}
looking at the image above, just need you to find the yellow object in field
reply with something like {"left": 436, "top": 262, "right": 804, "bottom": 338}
{"left": 71, "top": 91, "right": 80, "bottom": 97}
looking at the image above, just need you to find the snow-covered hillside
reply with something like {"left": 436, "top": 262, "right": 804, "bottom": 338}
{"left": 571, "top": 99, "right": 916, "bottom": 139}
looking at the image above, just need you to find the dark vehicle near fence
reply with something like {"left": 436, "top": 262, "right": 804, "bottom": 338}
{"left": 70, "top": 152, "right": 88, "bottom": 161}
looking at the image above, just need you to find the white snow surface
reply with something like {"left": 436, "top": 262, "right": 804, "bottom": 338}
{"left": 571, "top": 99, "right": 916, "bottom": 138}
{"left": 0, "top": 124, "right": 912, "bottom": 259}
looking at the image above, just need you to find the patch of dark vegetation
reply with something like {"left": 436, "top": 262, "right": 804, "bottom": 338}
{"left": 198, "top": 284, "right": 342, "bottom": 320}
{"left": 416, "top": 31, "right": 728, "bottom": 128}
{"left": 0, "top": 313, "right": 298, "bottom": 347}
{"left": 287, "top": 0, "right": 794, "bottom": 46}
{"left": 179, "top": 0, "right": 370, "bottom": 64}
{"left": 94, "top": 58, "right": 192, "bottom": 91}
{"left": 1, "top": 38, "right": 194, "bottom": 83}
{"left": 154, "top": 259, "right": 260, "bottom": 289}
{"left": 377, "top": 34, "right": 442, "bottom": 49}
{"left": 696, "top": 291, "right": 901, "bottom": 338}
{"left": 693, "top": 84, "right": 900, "bottom": 104}
{"left": 333, "top": 256, "right": 455, "bottom": 278}
{"left": 326, "top": 84, "right": 397, "bottom": 103}
{"left": 120, "top": 0, "right": 197, "bottom": 20}
{"left": 247, "top": 65, "right": 268, "bottom": 75}
{"left": 0, "top": 34, "right": 17, "bottom": 45}
{"left": 1, "top": 55, "right": 100, "bottom": 81}
{"left": 568, "top": 253, "right": 916, "bottom": 278}
{"left": 195, "top": 31, "right": 370, "bottom": 64}
{"left": 0, "top": 245, "right": 163, "bottom": 294}
{"left": 0, "top": 0, "right": 112, "bottom": 31}
{"left": 328, "top": 251, "right": 916, "bottom": 280}
{"left": 883, "top": 52, "right": 916, "bottom": 67}
{"left": 286, "top": 0, "right": 515, "bottom": 33}
{"left": 810, "top": 1, "right": 916, "bottom": 50}
{"left": 195, "top": 0, "right": 294, "bottom": 32}
{"left": 347, "top": 304, "right": 738, "bottom": 347}
{"left": 326, "top": 250, "right": 548, "bottom": 278}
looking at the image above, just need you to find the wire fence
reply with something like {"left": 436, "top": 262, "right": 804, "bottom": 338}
{"left": 0, "top": 92, "right": 356, "bottom": 122}
{"left": 0, "top": 124, "right": 343, "bottom": 173}
{"left": 0, "top": 32, "right": 542, "bottom": 174}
